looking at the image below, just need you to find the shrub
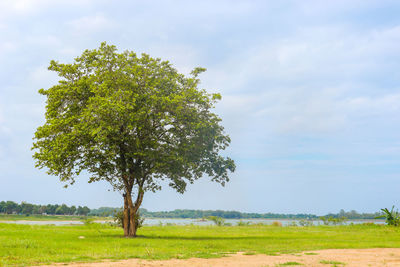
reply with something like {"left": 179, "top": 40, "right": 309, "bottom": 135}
{"left": 298, "top": 219, "right": 314, "bottom": 227}
{"left": 208, "top": 216, "right": 225, "bottom": 226}
{"left": 82, "top": 217, "right": 95, "bottom": 225}
{"left": 361, "top": 222, "right": 376, "bottom": 226}
{"left": 319, "top": 216, "right": 347, "bottom": 226}
{"left": 376, "top": 206, "right": 400, "bottom": 226}
{"left": 271, "top": 221, "right": 282, "bottom": 227}
{"left": 237, "top": 220, "right": 251, "bottom": 226}
{"left": 114, "top": 209, "right": 144, "bottom": 229}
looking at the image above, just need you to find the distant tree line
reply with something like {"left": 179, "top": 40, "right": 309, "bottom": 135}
{"left": 324, "top": 209, "right": 382, "bottom": 220}
{"left": 87, "top": 207, "right": 319, "bottom": 219}
{"left": 0, "top": 201, "right": 384, "bottom": 219}
{"left": 0, "top": 201, "right": 90, "bottom": 216}
{"left": 138, "top": 209, "right": 320, "bottom": 219}
{"left": 136, "top": 208, "right": 383, "bottom": 220}
{"left": 88, "top": 207, "right": 116, "bottom": 217}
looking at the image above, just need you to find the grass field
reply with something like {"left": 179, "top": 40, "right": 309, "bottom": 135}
{"left": 1, "top": 223, "right": 399, "bottom": 266}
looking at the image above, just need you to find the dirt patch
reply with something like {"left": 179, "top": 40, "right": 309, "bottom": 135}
{"left": 34, "top": 248, "right": 400, "bottom": 266}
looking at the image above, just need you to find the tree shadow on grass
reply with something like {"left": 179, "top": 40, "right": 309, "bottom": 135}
{"left": 132, "top": 235, "right": 288, "bottom": 241}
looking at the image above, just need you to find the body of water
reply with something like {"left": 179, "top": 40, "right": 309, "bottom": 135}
{"left": 0, "top": 218, "right": 385, "bottom": 226}
{"left": 143, "top": 218, "right": 385, "bottom": 226}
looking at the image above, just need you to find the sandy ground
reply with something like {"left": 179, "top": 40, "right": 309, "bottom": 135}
{"left": 34, "top": 248, "right": 400, "bottom": 267}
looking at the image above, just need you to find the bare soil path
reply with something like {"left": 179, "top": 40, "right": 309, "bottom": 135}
{"left": 34, "top": 248, "right": 400, "bottom": 266}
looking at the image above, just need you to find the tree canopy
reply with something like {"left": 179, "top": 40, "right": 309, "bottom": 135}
{"left": 32, "top": 42, "right": 235, "bottom": 236}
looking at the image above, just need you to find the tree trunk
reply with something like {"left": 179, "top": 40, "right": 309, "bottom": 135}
{"left": 122, "top": 188, "right": 144, "bottom": 237}
{"left": 123, "top": 193, "right": 130, "bottom": 237}
{"left": 126, "top": 191, "right": 136, "bottom": 237}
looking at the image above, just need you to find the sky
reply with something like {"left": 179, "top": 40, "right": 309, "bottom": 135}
{"left": 1, "top": 0, "right": 400, "bottom": 215}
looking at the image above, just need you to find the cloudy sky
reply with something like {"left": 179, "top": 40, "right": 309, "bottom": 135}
{"left": 1, "top": 0, "right": 400, "bottom": 215}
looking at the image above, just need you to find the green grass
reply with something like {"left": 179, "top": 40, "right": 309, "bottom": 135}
{"left": 276, "top": 261, "right": 303, "bottom": 266}
{"left": 0, "top": 214, "right": 110, "bottom": 221}
{"left": 320, "top": 259, "right": 346, "bottom": 265}
{"left": 243, "top": 251, "right": 257, "bottom": 255}
{"left": 0, "top": 223, "right": 399, "bottom": 266}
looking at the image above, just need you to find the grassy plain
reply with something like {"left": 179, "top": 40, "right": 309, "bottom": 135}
{"left": 0, "top": 223, "right": 399, "bottom": 266}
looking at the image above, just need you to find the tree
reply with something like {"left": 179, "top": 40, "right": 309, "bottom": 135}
{"left": 376, "top": 206, "right": 400, "bottom": 226}
{"left": 76, "top": 206, "right": 84, "bottom": 215}
{"left": 70, "top": 205, "right": 77, "bottom": 215}
{"left": 0, "top": 201, "right": 5, "bottom": 213}
{"left": 45, "top": 204, "right": 57, "bottom": 215}
{"left": 20, "top": 202, "right": 34, "bottom": 215}
{"left": 55, "top": 204, "right": 69, "bottom": 215}
{"left": 32, "top": 42, "right": 235, "bottom": 237}
{"left": 5, "top": 201, "right": 18, "bottom": 214}
{"left": 81, "top": 206, "right": 90, "bottom": 216}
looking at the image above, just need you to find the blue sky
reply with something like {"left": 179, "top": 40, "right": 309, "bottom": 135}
{"left": 1, "top": 0, "right": 400, "bottom": 215}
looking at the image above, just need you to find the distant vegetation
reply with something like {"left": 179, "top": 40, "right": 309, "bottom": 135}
{"left": 319, "top": 216, "right": 348, "bottom": 225}
{"left": 324, "top": 209, "right": 383, "bottom": 220}
{"left": 0, "top": 201, "right": 384, "bottom": 219}
{"left": 135, "top": 208, "right": 383, "bottom": 220}
{"left": 376, "top": 206, "right": 400, "bottom": 226}
{"left": 137, "top": 208, "right": 319, "bottom": 219}
{"left": 0, "top": 201, "right": 90, "bottom": 216}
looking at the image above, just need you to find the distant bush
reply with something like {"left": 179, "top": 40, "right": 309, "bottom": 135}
{"left": 320, "top": 216, "right": 347, "bottom": 225}
{"left": 114, "top": 209, "right": 123, "bottom": 227}
{"left": 237, "top": 220, "right": 251, "bottom": 226}
{"left": 298, "top": 219, "right": 314, "bottom": 227}
{"left": 208, "top": 216, "right": 225, "bottom": 226}
{"left": 271, "top": 221, "right": 282, "bottom": 227}
{"left": 361, "top": 222, "right": 376, "bottom": 226}
{"left": 82, "top": 218, "right": 95, "bottom": 225}
{"left": 376, "top": 206, "right": 400, "bottom": 226}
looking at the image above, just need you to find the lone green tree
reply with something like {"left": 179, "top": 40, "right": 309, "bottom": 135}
{"left": 32, "top": 43, "right": 235, "bottom": 237}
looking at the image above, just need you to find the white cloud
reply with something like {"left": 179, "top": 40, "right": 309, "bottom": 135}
{"left": 66, "top": 14, "right": 114, "bottom": 33}
{"left": 28, "top": 65, "right": 59, "bottom": 87}
{"left": 249, "top": 86, "right": 346, "bottom": 134}
{"left": 202, "top": 23, "right": 400, "bottom": 135}
{"left": 0, "top": 0, "right": 96, "bottom": 18}
{"left": 296, "top": 0, "right": 378, "bottom": 15}
{"left": 0, "top": 0, "right": 61, "bottom": 19}
{"left": 26, "top": 35, "right": 61, "bottom": 47}
{"left": 0, "top": 41, "right": 17, "bottom": 50}
{"left": 343, "top": 93, "right": 400, "bottom": 114}
{"left": 210, "top": 23, "right": 400, "bottom": 88}
{"left": 220, "top": 86, "right": 400, "bottom": 135}
{"left": 0, "top": 107, "right": 11, "bottom": 135}
{"left": 0, "top": 0, "right": 44, "bottom": 15}
{"left": 0, "top": 42, "right": 18, "bottom": 58}
{"left": 144, "top": 44, "right": 200, "bottom": 75}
